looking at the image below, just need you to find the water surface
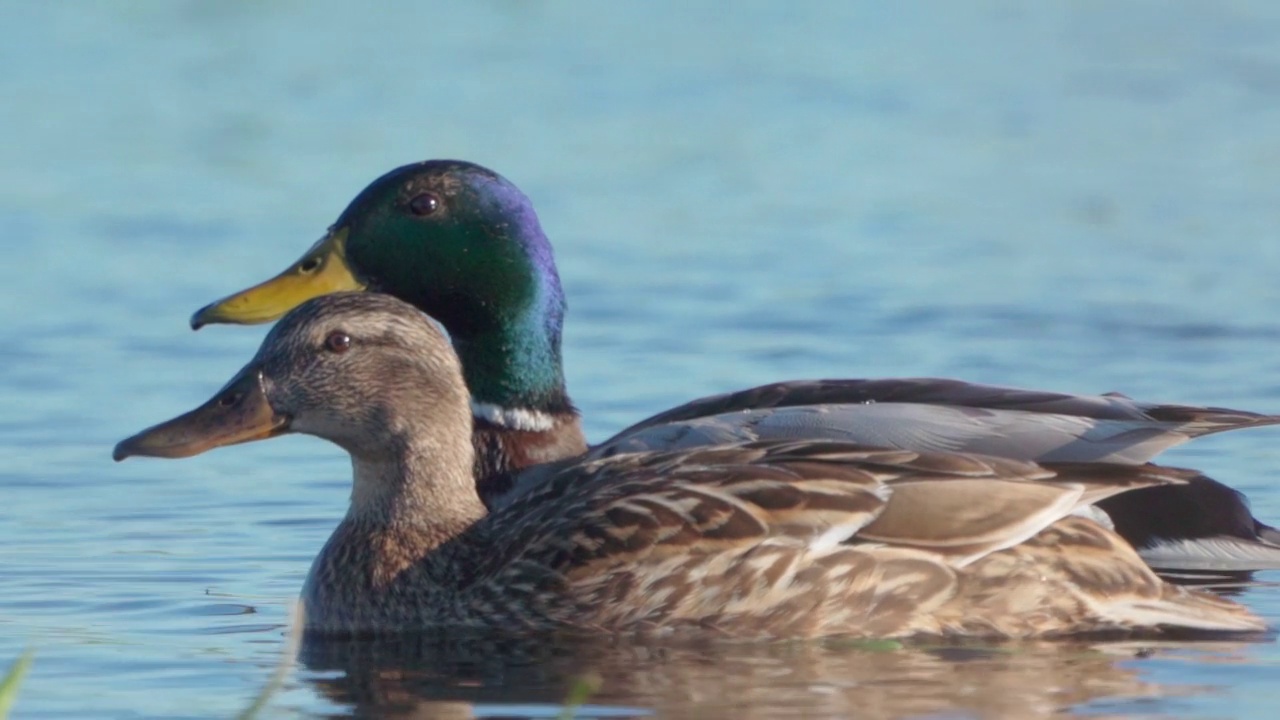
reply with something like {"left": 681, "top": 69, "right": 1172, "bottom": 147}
{"left": 4, "top": 2, "right": 1280, "bottom": 718}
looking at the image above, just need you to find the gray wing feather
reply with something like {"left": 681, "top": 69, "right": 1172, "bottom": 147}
{"left": 595, "top": 403, "right": 1232, "bottom": 465}
{"left": 624, "top": 378, "right": 1280, "bottom": 437}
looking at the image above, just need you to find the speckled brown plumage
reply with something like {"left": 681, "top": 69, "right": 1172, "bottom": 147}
{"left": 302, "top": 439, "right": 1262, "bottom": 638}
{"left": 115, "top": 293, "right": 1268, "bottom": 639}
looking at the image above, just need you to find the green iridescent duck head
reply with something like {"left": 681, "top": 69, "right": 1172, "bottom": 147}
{"left": 191, "top": 160, "right": 571, "bottom": 413}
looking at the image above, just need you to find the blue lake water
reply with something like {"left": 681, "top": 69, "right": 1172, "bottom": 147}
{"left": 4, "top": 1, "right": 1280, "bottom": 717}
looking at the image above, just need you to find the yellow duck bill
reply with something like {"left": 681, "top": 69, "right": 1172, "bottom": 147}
{"left": 189, "top": 227, "right": 365, "bottom": 329}
{"left": 113, "top": 368, "right": 290, "bottom": 461}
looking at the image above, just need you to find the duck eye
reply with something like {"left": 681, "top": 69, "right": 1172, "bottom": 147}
{"left": 408, "top": 192, "right": 440, "bottom": 216}
{"left": 298, "top": 256, "right": 322, "bottom": 273}
{"left": 324, "top": 331, "right": 352, "bottom": 354}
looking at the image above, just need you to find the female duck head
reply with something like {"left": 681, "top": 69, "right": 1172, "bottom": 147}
{"left": 190, "top": 160, "right": 570, "bottom": 410}
{"left": 119, "top": 292, "right": 475, "bottom": 468}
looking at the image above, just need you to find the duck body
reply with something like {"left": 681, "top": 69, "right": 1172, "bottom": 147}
{"left": 189, "top": 159, "right": 1280, "bottom": 571}
{"left": 300, "top": 445, "right": 1258, "bottom": 638}
{"left": 118, "top": 294, "right": 1266, "bottom": 638}
{"left": 581, "top": 378, "right": 1280, "bottom": 570}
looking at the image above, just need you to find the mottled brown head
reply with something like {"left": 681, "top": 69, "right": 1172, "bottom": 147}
{"left": 115, "top": 292, "right": 473, "bottom": 463}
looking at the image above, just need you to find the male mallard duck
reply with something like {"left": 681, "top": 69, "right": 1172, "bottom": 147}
{"left": 116, "top": 293, "right": 1267, "bottom": 637}
{"left": 189, "top": 160, "right": 1280, "bottom": 571}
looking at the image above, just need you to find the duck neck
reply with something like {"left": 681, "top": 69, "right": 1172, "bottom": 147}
{"left": 454, "top": 276, "right": 575, "bottom": 429}
{"left": 347, "top": 439, "right": 488, "bottom": 547}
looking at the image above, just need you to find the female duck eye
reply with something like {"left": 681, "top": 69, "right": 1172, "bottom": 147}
{"left": 324, "top": 331, "right": 352, "bottom": 354}
{"left": 408, "top": 192, "right": 440, "bottom": 216}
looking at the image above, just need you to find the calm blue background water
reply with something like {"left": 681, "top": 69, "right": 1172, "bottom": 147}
{"left": 4, "top": 2, "right": 1280, "bottom": 717}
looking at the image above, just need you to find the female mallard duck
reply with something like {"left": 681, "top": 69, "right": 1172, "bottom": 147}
{"left": 116, "top": 293, "right": 1266, "bottom": 637}
{"left": 188, "top": 160, "right": 1280, "bottom": 571}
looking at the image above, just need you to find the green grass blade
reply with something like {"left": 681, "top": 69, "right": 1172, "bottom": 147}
{"left": 558, "top": 672, "right": 603, "bottom": 720}
{"left": 0, "top": 650, "right": 34, "bottom": 720}
{"left": 234, "top": 602, "right": 303, "bottom": 720}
